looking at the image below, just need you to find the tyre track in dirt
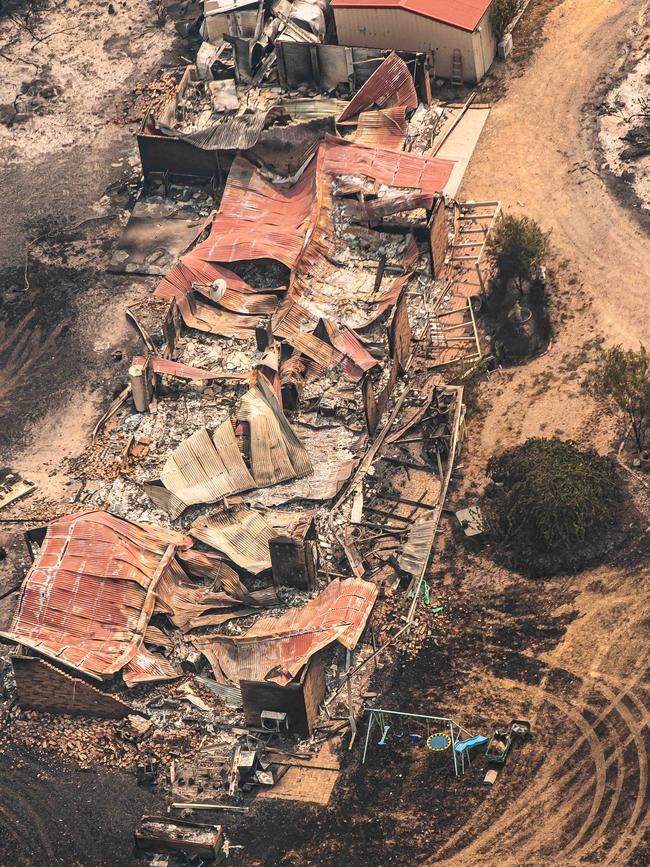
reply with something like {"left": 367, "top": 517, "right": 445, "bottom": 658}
{"left": 435, "top": 669, "right": 648, "bottom": 865}
{"left": 434, "top": 657, "right": 629, "bottom": 860}
{"left": 0, "top": 772, "right": 59, "bottom": 864}
{"left": 598, "top": 678, "right": 649, "bottom": 865}
{"left": 512, "top": 691, "right": 638, "bottom": 862}
{"left": 562, "top": 714, "right": 625, "bottom": 859}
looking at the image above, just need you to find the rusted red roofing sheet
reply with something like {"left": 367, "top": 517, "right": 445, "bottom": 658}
{"left": 321, "top": 134, "right": 453, "bottom": 200}
{"left": 351, "top": 107, "right": 410, "bottom": 151}
{"left": 122, "top": 645, "right": 181, "bottom": 687}
{"left": 338, "top": 53, "right": 418, "bottom": 123}
{"left": 0, "top": 512, "right": 190, "bottom": 682}
{"left": 155, "top": 134, "right": 452, "bottom": 341}
{"left": 195, "top": 577, "right": 378, "bottom": 685}
{"left": 132, "top": 356, "right": 249, "bottom": 382}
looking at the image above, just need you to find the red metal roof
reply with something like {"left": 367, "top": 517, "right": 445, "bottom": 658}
{"left": 0, "top": 512, "right": 190, "bottom": 682}
{"left": 331, "top": 0, "right": 493, "bottom": 31}
{"left": 195, "top": 578, "right": 378, "bottom": 686}
{"left": 155, "top": 60, "right": 454, "bottom": 344}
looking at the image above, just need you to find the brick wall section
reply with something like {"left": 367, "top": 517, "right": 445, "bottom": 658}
{"left": 12, "top": 656, "right": 134, "bottom": 719}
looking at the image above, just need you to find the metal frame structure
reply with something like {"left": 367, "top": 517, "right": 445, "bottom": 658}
{"left": 361, "top": 707, "right": 476, "bottom": 776}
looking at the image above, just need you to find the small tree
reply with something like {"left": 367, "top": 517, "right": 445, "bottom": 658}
{"left": 485, "top": 214, "right": 550, "bottom": 294}
{"left": 492, "top": 0, "right": 523, "bottom": 40}
{"left": 589, "top": 345, "right": 650, "bottom": 452}
{"left": 482, "top": 438, "right": 622, "bottom": 577}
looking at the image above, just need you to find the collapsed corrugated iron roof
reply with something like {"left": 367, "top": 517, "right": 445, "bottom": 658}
{"left": 154, "top": 556, "right": 279, "bottom": 631}
{"left": 194, "top": 577, "right": 378, "bottom": 686}
{"left": 191, "top": 503, "right": 311, "bottom": 575}
{"left": 154, "top": 109, "right": 453, "bottom": 344}
{"left": 146, "top": 374, "right": 313, "bottom": 517}
{"left": 146, "top": 421, "right": 257, "bottom": 519}
{"left": 336, "top": 53, "right": 418, "bottom": 151}
{"left": 0, "top": 511, "right": 191, "bottom": 683}
{"left": 155, "top": 108, "right": 285, "bottom": 151}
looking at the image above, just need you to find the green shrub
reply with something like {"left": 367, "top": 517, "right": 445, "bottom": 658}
{"left": 483, "top": 438, "right": 622, "bottom": 576}
{"left": 588, "top": 345, "right": 650, "bottom": 452}
{"left": 485, "top": 214, "right": 550, "bottom": 293}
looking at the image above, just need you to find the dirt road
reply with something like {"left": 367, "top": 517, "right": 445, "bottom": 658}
{"left": 463, "top": 0, "right": 650, "bottom": 349}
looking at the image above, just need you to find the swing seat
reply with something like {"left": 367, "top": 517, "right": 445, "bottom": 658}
{"left": 377, "top": 725, "right": 391, "bottom": 747}
{"left": 409, "top": 734, "right": 422, "bottom": 745}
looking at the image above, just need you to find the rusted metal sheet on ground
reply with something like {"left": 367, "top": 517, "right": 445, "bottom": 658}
{"left": 0, "top": 511, "right": 190, "bottom": 682}
{"left": 362, "top": 375, "right": 380, "bottom": 437}
{"left": 429, "top": 197, "right": 448, "bottom": 277}
{"left": 194, "top": 578, "right": 378, "bottom": 686}
{"left": 350, "top": 107, "right": 409, "bottom": 151}
{"left": 123, "top": 645, "right": 181, "bottom": 687}
{"left": 246, "top": 422, "right": 359, "bottom": 507}
{"left": 147, "top": 422, "right": 256, "bottom": 518}
{"left": 337, "top": 53, "right": 418, "bottom": 123}
{"left": 397, "top": 512, "right": 438, "bottom": 576}
{"left": 388, "top": 290, "right": 412, "bottom": 372}
{"left": 191, "top": 504, "right": 280, "bottom": 575}
{"left": 376, "top": 361, "right": 398, "bottom": 422}
{"left": 148, "top": 376, "right": 312, "bottom": 516}
{"left": 132, "top": 356, "right": 249, "bottom": 382}
{"left": 238, "top": 375, "right": 313, "bottom": 487}
{"left": 154, "top": 556, "right": 278, "bottom": 631}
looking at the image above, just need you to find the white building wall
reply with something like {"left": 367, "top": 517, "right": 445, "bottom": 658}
{"left": 333, "top": 6, "right": 497, "bottom": 82}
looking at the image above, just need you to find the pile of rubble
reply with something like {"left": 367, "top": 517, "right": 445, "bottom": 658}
{"left": 0, "top": 20, "right": 501, "bottom": 860}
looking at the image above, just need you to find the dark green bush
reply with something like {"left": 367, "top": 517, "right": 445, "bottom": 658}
{"left": 483, "top": 438, "right": 622, "bottom": 577}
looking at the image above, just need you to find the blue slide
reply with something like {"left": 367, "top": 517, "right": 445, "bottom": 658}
{"left": 454, "top": 734, "right": 489, "bottom": 754}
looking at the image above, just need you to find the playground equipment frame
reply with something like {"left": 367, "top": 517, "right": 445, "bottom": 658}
{"left": 361, "top": 706, "right": 477, "bottom": 776}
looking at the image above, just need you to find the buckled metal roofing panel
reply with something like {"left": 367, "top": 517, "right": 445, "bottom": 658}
{"left": 194, "top": 577, "right": 378, "bottom": 685}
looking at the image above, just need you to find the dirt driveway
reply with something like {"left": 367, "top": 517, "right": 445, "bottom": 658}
{"left": 463, "top": 0, "right": 650, "bottom": 349}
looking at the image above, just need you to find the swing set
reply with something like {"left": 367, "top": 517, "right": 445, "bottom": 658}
{"left": 361, "top": 707, "right": 487, "bottom": 777}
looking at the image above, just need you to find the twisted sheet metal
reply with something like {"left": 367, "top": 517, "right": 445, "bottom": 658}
{"left": 191, "top": 505, "right": 279, "bottom": 574}
{"left": 194, "top": 577, "right": 378, "bottom": 685}
{"left": 156, "top": 109, "right": 276, "bottom": 151}
{"left": 154, "top": 557, "right": 278, "bottom": 631}
{"left": 132, "top": 356, "right": 248, "bottom": 382}
{"left": 191, "top": 504, "right": 313, "bottom": 575}
{"left": 0, "top": 511, "right": 190, "bottom": 681}
{"left": 155, "top": 115, "right": 453, "bottom": 343}
{"left": 123, "top": 645, "right": 181, "bottom": 687}
{"left": 350, "top": 107, "right": 409, "bottom": 151}
{"left": 149, "top": 377, "right": 311, "bottom": 516}
{"left": 272, "top": 301, "right": 343, "bottom": 368}
{"left": 238, "top": 375, "right": 313, "bottom": 487}
{"left": 247, "top": 421, "right": 359, "bottom": 507}
{"left": 324, "top": 323, "right": 380, "bottom": 382}
{"left": 156, "top": 422, "right": 256, "bottom": 518}
{"left": 337, "top": 53, "right": 418, "bottom": 123}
